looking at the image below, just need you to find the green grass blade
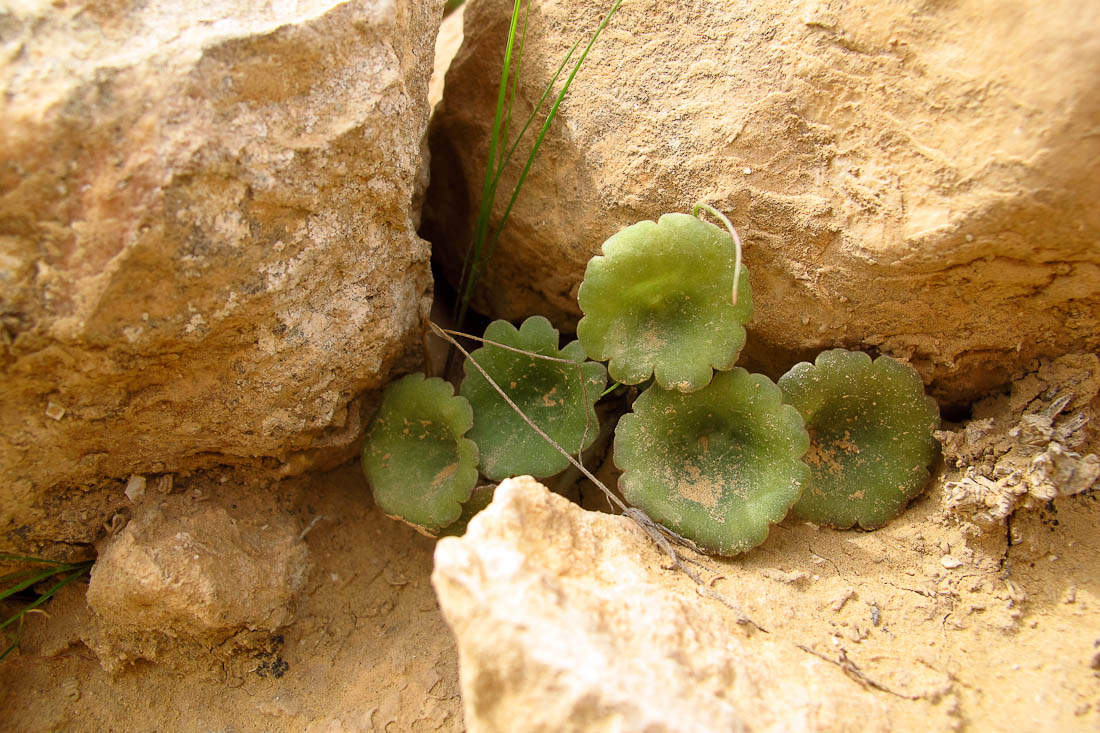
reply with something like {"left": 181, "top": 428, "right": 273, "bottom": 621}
{"left": 500, "top": 0, "right": 531, "bottom": 158}
{"left": 0, "top": 552, "right": 76, "bottom": 566}
{"left": 456, "top": 1, "right": 621, "bottom": 330}
{"left": 0, "top": 617, "right": 23, "bottom": 662}
{"left": 482, "top": 0, "right": 623, "bottom": 266}
{"left": 455, "top": 33, "right": 580, "bottom": 334}
{"left": 0, "top": 566, "right": 73, "bottom": 602}
{"left": 455, "top": 0, "right": 526, "bottom": 329}
{"left": 599, "top": 381, "right": 623, "bottom": 398}
{"left": 0, "top": 569, "right": 42, "bottom": 585}
{"left": 0, "top": 565, "right": 91, "bottom": 632}
{"left": 493, "top": 37, "right": 580, "bottom": 187}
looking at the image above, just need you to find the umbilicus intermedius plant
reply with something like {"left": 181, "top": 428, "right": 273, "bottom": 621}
{"left": 361, "top": 373, "right": 479, "bottom": 536}
{"left": 361, "top": 203, "right": 945, "bottom": 555}
{"left": 614, "top": 368, "right": 810, "bottom": 555}
{"left": 778, "top": 349, "right": 941, "bottom": 529}
{"left": 461, "top": 316, "right": 607, "bottom": 481}
{"left": 576, "top": 209, "right": 752, "bottom": 392}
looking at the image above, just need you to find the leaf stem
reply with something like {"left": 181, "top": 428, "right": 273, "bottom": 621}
{"left": 692, "top": 202, "right": 744, "bottom": 306}
{"left": 439, "top": 327, "right": 580, "bottom": 364}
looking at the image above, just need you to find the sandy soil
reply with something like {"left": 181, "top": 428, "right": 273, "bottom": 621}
{"left": 1, "top": 356, "right": 1097, "bottom": 731}
{"left": 0, "top": 465, "right": 463, "bottom": 732}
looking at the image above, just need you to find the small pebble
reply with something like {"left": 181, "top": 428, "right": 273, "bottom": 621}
{"left": 125, "top": 475, "right": 147, "bottom": 502}
{"left": 940, "top": 555, "right": 963, "bottom": 569}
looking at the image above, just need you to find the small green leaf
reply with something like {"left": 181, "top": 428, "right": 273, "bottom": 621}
{"left": 577, "top": 213, "right": 752, "bottom": 393}
{"left": 362, "top": 373, "right": 479, "bottom": 535}
{"left": 615, "top": 368, "right": 809, "bottom": 556}
{"left": 461, "top": 316, "right": 607, "bottom": 481}
{"left": 779, "top": 349, "right": 941, "bottom": 529}
{"left": 438, "top": 484, "right": 497, "bottom": 538}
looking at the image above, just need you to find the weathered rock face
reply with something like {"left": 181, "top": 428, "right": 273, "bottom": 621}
{"left": 424, "top": 0, "right": 1100, "bottom": 404}
{"left": 87, "top": 493, "right": 310, "bottom": 644}
{"left": 0, "top": 0, "right": 442, "bottom": 537}
{"left": 430, "top": 5, "right": 465, "bottom": 112}
{"left": 432, "top": 476, "right": 891, "bottom": 732}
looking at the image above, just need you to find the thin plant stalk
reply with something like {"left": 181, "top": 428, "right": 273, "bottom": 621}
{"left": 434, "top": 322, "right": 759, "bottom": 625}
{"left": 434, "top": 321, "right": 626, "bottom": 509}
{"left": 692, "top": 202, "right": 744, "bottom": 306}
{"left": 429, "top": 322, "right": 721, "bottom": 576}
{"left": 437, "top": 327, "right": 579, "bottom": 364}
{"left": 440, "top": 324, "right": 595, "bottom": 458}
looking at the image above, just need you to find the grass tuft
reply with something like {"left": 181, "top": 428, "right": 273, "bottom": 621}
{"left": 0, "top": 552, "right": 94, "bottom": 661}
{"left": 451, "top": 0, "right": 623, "bottom": 338}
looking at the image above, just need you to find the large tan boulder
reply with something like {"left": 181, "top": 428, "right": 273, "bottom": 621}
{"left": 424, "top": 0, "right": 1100, "bottom": 404}
{"left": 0, "top": 0, "right": 442, "bottom": 538}
{"left": 432, "top": 477, "right": 893, "bottom": 731}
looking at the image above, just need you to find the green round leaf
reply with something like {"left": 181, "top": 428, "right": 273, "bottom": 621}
{"left": 615, "top": 368, "right": 810, "bottom": 556}
{"left": 778, "top": 349, "right": 941, "bottom": 529}
{"left": 362, "top": 373, "right": 479, "bottom": 535}
{"left": 462, "top": 316, "right": 607, "bottom": 481}
{"left": 577, "top": 213, "right": 753, "bottom": 392}
{"left": 438, "top": 484, "right": 497, "bottom": 538}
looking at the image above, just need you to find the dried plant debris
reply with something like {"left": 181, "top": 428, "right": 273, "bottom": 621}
{"left": 461, "top": 316, "right": 607, "bottom": 481}
{"left": 939, "top": 354, "right": 1100, "bottom": 526}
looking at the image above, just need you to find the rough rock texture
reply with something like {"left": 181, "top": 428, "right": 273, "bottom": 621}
{"left": 2, "top": 465, "right": 464, "bottom": 730}
{"left": 432, "top": 476, "right": 892, "bottom": 732}
{"left": 0, "top": 0, "right": 441, "bottom": 541}
{"left": 424, "top": 0, "right": 1100, "bottom": 404}
{"left": 86, "top": 495, "right": 310, "bottom": 648}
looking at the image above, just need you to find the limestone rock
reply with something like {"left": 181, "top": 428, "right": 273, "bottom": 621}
{"left": 424, "top": 0, "right": 1100, "bottom": 404}
{"left": 87, "top": 496, "right": 310, "bottom": 639}
{"left": 432, "top": 476, "right": 891, "bottom": 732}
{"left": 430, "top": 4, "right": 465, "bottom": 112}
{"left": 0, "top": 0, "right": 442, "bottom": 539}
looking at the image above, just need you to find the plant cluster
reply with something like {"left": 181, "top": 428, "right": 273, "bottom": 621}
{"left": 363, "top": 0, "right": 937, "bottom": 553}
{"left": 363, "top": 207, "right": 940, "bottom": 554}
